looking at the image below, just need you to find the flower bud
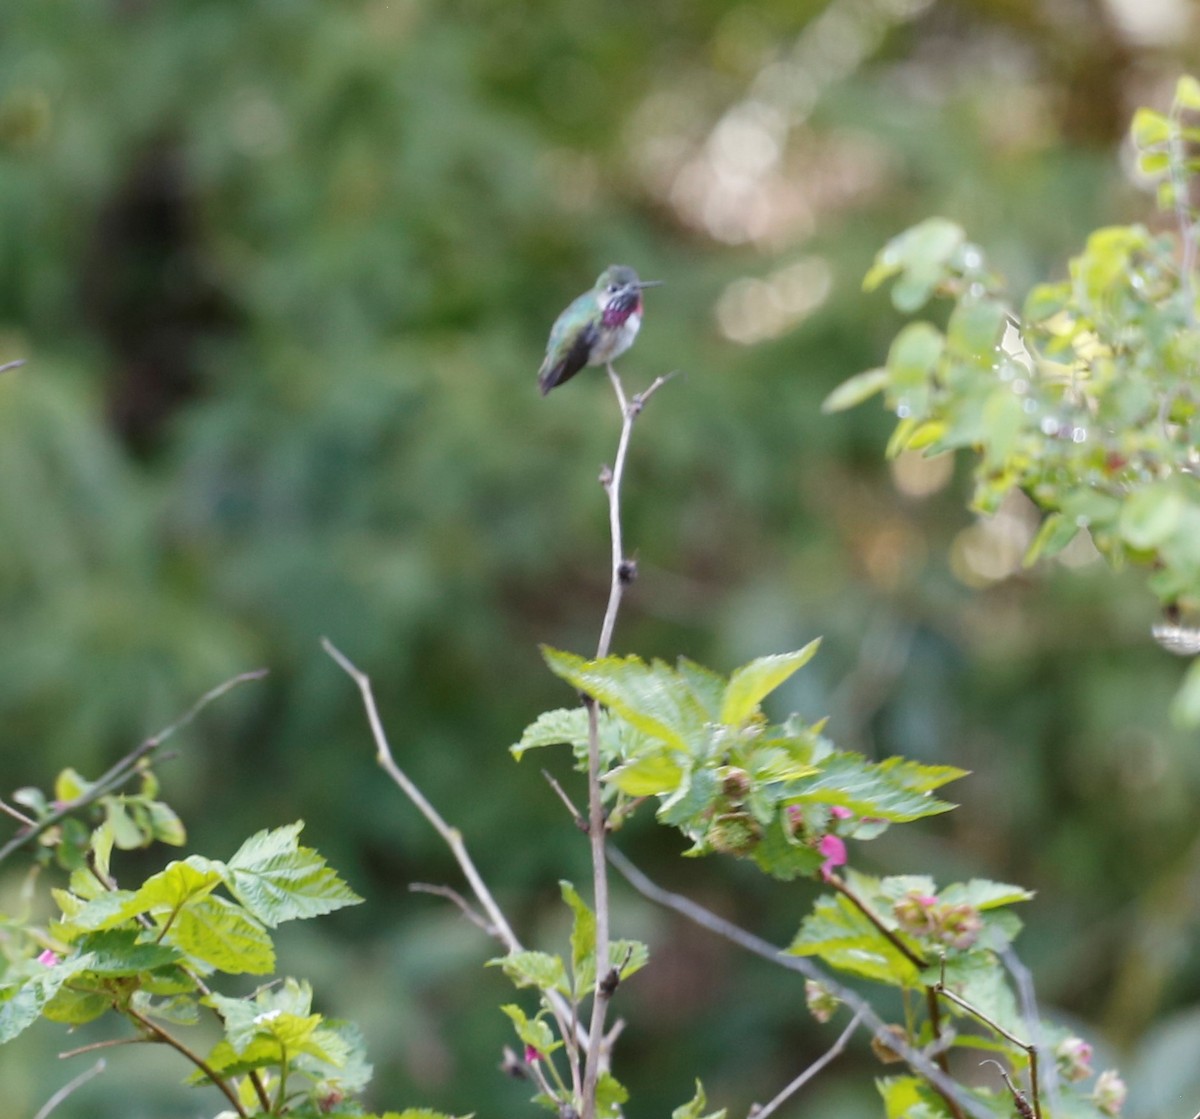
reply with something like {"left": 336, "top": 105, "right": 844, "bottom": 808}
{"left": 706, "top": 812, "right": 762, "bottom": 855}
{"left": 936, "top": 903, "right": 982, "bottom": 950}
{"left": 1054, "top": 1036, "right": 1094, "bottom": 1082}
{"left": 893, "top": 892, "right": 940, "bottom": 937}
{"left": 804, "top": 979, "right": 840, "bottom": 1024}
{"left": 1093, "top": 1070, "right": 1126, "bottom": 1116}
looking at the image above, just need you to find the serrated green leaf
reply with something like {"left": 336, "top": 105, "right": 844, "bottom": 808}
{"left": 939, "top": 880, "right": 1034, "bottom": 910}
{"left": 790, "top": 754, "right": 957, "bottom": 822}
{"left": 720, "top": 643, "right": 820, "bottom": 727}
{"left": 492, "top": 950, "right": 569, "bottom": 995}
{"left": 146, "top": 801, "right": 187, "bottom": 846}
{"left": 75, "top": 929, "right": 182, "bottom": 975}
{"left": 0, "top": 954, "right": 93, "bottom": 1043}
{"left": 541, "top": 648, "right": 708, "bottom": 752}
{"left": 225, "top": 822, "right": 362, "bottom": 927}
{"left": 499, "top": 1004, "right": 560, "bottom": 1056}
{"left": 596, "top": 1070, "right": 629, "bottom": 1119}
{"left": 510, "top": 707, "right": 590, "bottom": 760}
{"left": 874, "top": 757, "right": 969, "bottom": 793}
{"left": 210, "top": 978, "right": 321, "bottom": 1054}
{"left": 676, "top": 658, "right": 727, "bottom": 720}
{"left": 42, "top": 984, "right": 111, "bottom": 1025}
{"left": 673, "top": 1079, "right": 728, "bottom": 1119}
{"left": 561, "top": 881, "right": 595, "bottom": 993}
{"left": 789, "top": 894, "right": 921, "bottom": 986}
{"left": 105, "top": 800, "right": 147, "bottom": 849}
{"left": 166, "top": 895, "right": 275, "bottom": 974}
{"left": 605, "top": 753, "right": 685, "bottom": 796}
{"left": 822, "top": 368, "right": 890, "bottom": 413}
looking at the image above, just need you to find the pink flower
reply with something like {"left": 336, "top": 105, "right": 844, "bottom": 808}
{"left": 524, "top": 1044, "right": 541, "bottom": 1064}
{"left": 36, "top": 950, "right": 59, "bottom": 967}
{"left": 830, "top": 805, "right": 853, "bottom": 820}
{"left": 817, "top": 834, "right": 847, "bottom": 880}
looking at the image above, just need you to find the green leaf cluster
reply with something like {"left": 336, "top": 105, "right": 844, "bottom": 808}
{"left": 521, "top": 645, "right": 964, "bottom": 879}
{"left": 0, "top": 815, "right": 430, "bottom": 1116}
{"left": 827, "top": 76, "right": 1200, "bottom": 721}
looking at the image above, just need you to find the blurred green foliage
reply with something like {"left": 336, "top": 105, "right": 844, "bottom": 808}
{"left": 3, "top": 0, "right": 1200, "bottom": 1117}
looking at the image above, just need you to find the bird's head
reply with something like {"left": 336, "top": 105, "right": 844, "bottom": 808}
{"left": 594, "top": 265, "right": 661, "bottom": 309}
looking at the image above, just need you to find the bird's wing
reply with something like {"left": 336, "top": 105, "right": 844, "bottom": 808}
{"left": 538, "top": 313, "right": 599, "bottom": 395}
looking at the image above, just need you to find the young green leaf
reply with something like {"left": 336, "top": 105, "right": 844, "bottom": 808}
{"left": 672, "top": 1079, "right": 728, "bottom": 1119}
{"left": 225, "top": 822, "right": 363, "bottom": 927}
{"left": 720, "top": 643, "right": 820, "bottom": 727}
{"left": 822, "top": 368, "right": 890, "bottom": 413}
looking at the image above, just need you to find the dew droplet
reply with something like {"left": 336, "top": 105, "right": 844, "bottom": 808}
{"left": 896, "top": 401, "right": 911, "bottom": 418}
{"left": 1040, "top": 416, "right": 1060, "bottom": 436}
{"left": 1071, "top": 427, "right": 1087, "bottom": 443}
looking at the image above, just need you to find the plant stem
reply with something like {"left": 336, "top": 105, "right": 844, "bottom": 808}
{"left": 323, "top": 636, "right": 588, "bottom": 1082}
{"left": 827, "top": 874, "right": 928, "bottom": 970}
{"left": 580, "top": 366, "right": 673, "bottom": 1119}
{"left": 0, "top": 669, "right": 267, "bottom": 866}
{"left": 33, "top": 1059, "right": 106, "bottom": 1119}
{"left": 749, "top": 1010, "right": 862, "bottom": 1119}
{"left": 126, "top": 1006, "right": 248, "bottom": 1118}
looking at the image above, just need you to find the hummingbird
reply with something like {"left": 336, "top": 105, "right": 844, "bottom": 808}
{"left": 537, "top": 265, "right": 661, "bottom": 395}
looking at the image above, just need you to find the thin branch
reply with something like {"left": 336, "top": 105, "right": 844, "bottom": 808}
{"left": 935, "top": 957, "right": 1041, "bottom": 1119}
{"left": 33, "top": 1059, "right": 106, "bottom": 1119}
{"left": 1002, "top": 946, "right": 1059, "bottom": 1116}
{"left": 0, "top": 797, "right": 36, "bottom": 827}
{"left": 580, "top": 366, "right": 673, "bottom": 1119}
{"left": 542, "top": 768, "right": 587, "bottom": 831}
{"left": 0, "top": 669, "right": 268, "bottom": 866}
{"left": 126, "top": 1006, "right": 247, "bottom": 1118}
{"left": 828, "top": 874, "right": 927, "bottom": 970}
{"left": 606, "top": 847, "right": 996, "bottom": 1119}
{"left": 749, "top": 1010, "right": 863, "bottom": 1119}
{"left": 410, "top": 882, "right": 496, "bottom": 937}
{"left": 323, "top": 635, "right": 589, "bottom": 1085}
{"left": 59, "top": 1036, "right": 148, "bottom": 1061}
{"left": 323, "top": 638, "right": 523, "bottom": 954}
{"left": 0, "top": 359, "right": 26, "bottom": 375}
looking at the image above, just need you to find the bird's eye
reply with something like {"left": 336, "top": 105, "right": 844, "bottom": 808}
{"left": 607, "top": 283, "right": 619, "bottom": 293}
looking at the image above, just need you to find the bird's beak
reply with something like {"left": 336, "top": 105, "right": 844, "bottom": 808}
{"left": 636, "top": 280, "right": 663, "bottom": 289}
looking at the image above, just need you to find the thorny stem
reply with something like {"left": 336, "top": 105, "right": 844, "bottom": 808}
{"left": 749, "top": 1010, "right": 863, "bottom": 1119}
{"left": 0, "top": 669, "right": 268, "bottom": 866}
{"left": 126, "top": 1005, "right": 248, "bottom": 1118}
{"left": 581, "top": 365, "right": 673, "bottom": 1119}
{"left": 606, "top": 847, "right": 996, "bottom": 1119}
